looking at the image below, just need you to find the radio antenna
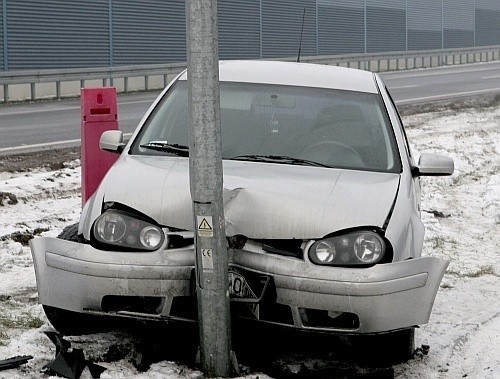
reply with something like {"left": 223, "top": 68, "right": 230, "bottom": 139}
{"left": 297, "top": 8, "right": 306, "bottom": 63}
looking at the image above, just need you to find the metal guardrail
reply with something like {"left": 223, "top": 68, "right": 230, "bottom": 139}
{"left": 296, "top": 45, "right": 500, "bottom": 70}
{"left": 0, "top": 62, "right": 187, "bottom": 103}
{"left": 1, "top": 45, "right": 499, "bottom": 103}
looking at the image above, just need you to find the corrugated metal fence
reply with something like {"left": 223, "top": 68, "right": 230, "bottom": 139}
{"left": 0, "top": 0, "right": 499, "bottom": 71}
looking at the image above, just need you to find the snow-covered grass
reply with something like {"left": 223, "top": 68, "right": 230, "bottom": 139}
{"left": 0, "top": 104, "right": 499, "bottom": 378}
{"left": 394, "top": 105, "right": 500, "bottom": 378}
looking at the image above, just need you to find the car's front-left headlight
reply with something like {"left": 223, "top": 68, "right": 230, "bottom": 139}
{"left": 309, "top": 230, "right": 386, "bottom": 266}
{"left": 92, "top": 209, "right": 165, "bottom": 251}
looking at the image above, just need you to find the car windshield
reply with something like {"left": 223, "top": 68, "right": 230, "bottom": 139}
{"left": 131, "top": 81, "right": 401, "bottom": 173}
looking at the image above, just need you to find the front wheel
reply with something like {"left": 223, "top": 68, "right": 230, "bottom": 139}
{"left": 57, "top": 222, "right": 84, "bottom": 243}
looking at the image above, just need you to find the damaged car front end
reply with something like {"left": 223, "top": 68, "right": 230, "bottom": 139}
{"left": 30, "top": 61, "right": 454, "bottom": 361}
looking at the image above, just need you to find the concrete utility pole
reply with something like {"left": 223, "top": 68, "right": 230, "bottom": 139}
{"left": 185, "top": 0, "right": 232, "bottom": 377}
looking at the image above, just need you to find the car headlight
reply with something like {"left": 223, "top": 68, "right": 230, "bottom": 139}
{"left": 309, "top": 231, "right": 386, "bottom": 266}
{"left": 92, "top": 210, "right": 165, "bottom": 251}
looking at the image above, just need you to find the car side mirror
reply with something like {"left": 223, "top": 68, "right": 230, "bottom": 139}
{"left": 100, "top": 130, "right": 125, "bottom": 153}
{"left": 413, "top": 153, "right": 454, "bottom": 177}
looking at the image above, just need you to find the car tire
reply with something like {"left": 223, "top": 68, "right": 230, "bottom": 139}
{"left": 41, "top": 223, "right": 113, "bottom": 335}
{"left": 352, "top": 328, "right": 415, "bottom": 367}
{"left": 57, "top": 222, "right": 84, "bottom": 243}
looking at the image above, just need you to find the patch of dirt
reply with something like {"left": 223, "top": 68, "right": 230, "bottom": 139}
{"left": 0, "top": 192, "right": 18, "bottom": 206}
{"left": 1, "top": 227, "right": 50, "bottom": 246}
{"left": 398, "top": 92, "right": 500, "bottom": 116}
{"left": 0, "top": 147, "right": 80, "bottom": 173}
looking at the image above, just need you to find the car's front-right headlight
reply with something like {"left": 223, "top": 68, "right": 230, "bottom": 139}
{"left": 309, "top": 230, "right": 386, "bottom": 266}
{"left": 92, "top": 209, "right": 165, "bottom": 251}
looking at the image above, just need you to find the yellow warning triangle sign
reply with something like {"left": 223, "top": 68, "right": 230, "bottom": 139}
{"left": 198, "top": 218, "right": 213, "bottom": 230}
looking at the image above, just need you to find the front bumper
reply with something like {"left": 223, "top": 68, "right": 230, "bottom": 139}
{"left": 30, "top": 237, "right": 448, "bottom": 334}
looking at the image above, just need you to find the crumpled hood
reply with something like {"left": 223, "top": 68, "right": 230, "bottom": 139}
{"left": 97, "top": 155, "right": 400, "bottom": 239}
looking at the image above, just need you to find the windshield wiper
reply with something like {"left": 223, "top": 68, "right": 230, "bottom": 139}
{"left": 140, "top": 141, "right": 189, "bottom": 157}
{"left": 228, "top": 155, "right": 331, "bottom": 168}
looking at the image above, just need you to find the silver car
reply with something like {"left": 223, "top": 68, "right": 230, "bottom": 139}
{"left": 30, "top": 61, "right": 453, "bottom": 362}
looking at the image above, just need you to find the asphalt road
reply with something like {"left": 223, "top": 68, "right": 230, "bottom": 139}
{"left": 381, "top": 60, "right": 500, "bottom": 105}
{"left": 0, "top": 92, "right": 160, "bottom": 151}
{"left": 0, "top": 61, "right": 499, "bottom": 152}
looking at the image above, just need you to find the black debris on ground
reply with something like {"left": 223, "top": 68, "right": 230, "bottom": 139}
{"left": 0, "top": 355, "right": 33, "bottom": 371}
{"left": 42, "top": 330, "right": 106, "bottom": 379}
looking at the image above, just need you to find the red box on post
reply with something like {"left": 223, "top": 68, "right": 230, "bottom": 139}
{"left": 81, "top": 87, "right": 119, "bottom": 205}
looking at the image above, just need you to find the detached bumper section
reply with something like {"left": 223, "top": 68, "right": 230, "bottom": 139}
{"left": 30, "top": 237, "right": 447, "bottom": 333}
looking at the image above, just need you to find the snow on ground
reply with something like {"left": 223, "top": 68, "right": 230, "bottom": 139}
{"left": 0, "top": 103, "right": 499, "bottom": 378}
{"left": 394, "top": 105, "right": 500, "bottom": 378}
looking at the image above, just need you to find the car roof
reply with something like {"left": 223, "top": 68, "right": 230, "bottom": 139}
{"left": 178, "top": 60, "right": 379, "bottom": 94}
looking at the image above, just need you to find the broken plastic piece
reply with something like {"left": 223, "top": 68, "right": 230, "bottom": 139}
{"left": 42, "top": 330, "right": 106, "bottom": 379}
{"left": 87, "top": 361, "right": 107, "bottom": 378}
{"left": 44, "top": 330, "right": 71, "bottom": 355}
{"left": 43, "top": 349, "right": 86, "bottom": 379}
{"left": 0, "top": 355, "right": 33, "bottom": 371}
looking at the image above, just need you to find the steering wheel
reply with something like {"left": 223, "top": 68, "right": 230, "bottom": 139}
{"left": 299, "top": 141, "right": 364, "bottom": 167}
